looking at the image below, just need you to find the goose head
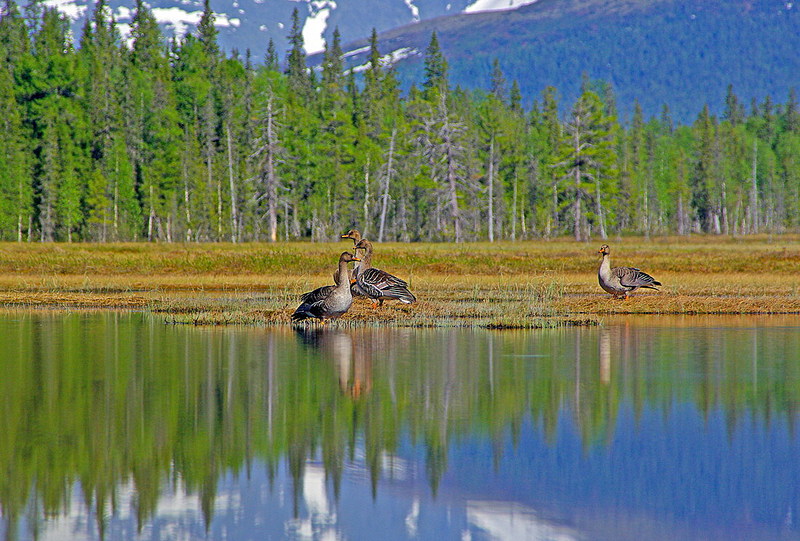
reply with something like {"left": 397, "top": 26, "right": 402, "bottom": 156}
{"left": 353, "top": 238, "right": 373, "bottom": 256}
{"left": 339, "top": 251, "right": 361, "bottom": 263}
{"left": 341, "top": 229, "right": 362, "bottom": 243}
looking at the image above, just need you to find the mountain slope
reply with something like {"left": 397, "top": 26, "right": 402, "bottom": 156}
{"left": 335, "top": 0, "right": 800, "bottom": 121}
{"left": 47, "top": 0, "right": 538, "bottom": 56}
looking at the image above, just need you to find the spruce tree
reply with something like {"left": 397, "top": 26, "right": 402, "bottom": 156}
{"left": 422, "top": 32, "right": 448, "bottom": 100}
{"left": 285, "top": 7, "right": 309, "bottom": 103}
{"left": 489, "top": 58, "right": 506, "bottom": 102}
{"left": 264, "top": 38, "right": 278, "bottom": 72}
{"left": 0, "top": 61, "right": 31, "bottom": 240}
{"left": 197, "top": 0, "right": 219, "bottom": 60}
{"left": 0, "top": 0, "right": 29, "bottom": 66}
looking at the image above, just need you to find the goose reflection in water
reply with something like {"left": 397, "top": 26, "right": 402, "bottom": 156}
{"left": 600, "top": 327, "right": 611, "bottom": 385}
{"left": 294, "top": 327, "right": 373, "bottom": 399}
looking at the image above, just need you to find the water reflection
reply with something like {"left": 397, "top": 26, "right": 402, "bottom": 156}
{"left": 0, "top": 312, "right": 799, "bottom": 540}
{"left": 295, "top": 327, "right": 374, "bottom": 399}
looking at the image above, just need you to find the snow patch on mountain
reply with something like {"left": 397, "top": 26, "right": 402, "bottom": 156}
{"left": 350, "top": 46, "right": 418, "bottom": 73}
{"left": 464, "top": 0, "right": 538, "bottom": 13}
{"left": 403, "top": 0, "right": 420, "bottom": 20}
{"left": 99, "top": 6, "right": 239, "bottom": 45}
{"left": 302, "top": 1, "right": 337, "bottom": 54}
{"left": 343, "top": 45, "right": 371, "bottom": 58}
{"left": 42, "top": 0, "right": 87, "bottom": 21}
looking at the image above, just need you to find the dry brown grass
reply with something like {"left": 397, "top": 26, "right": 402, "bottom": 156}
{"left": 0, "top": 236, "right": 798, "bottom": 324}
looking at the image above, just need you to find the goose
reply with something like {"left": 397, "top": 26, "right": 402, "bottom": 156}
{"left": 292, "top": 252, "right": 361, "bottom": 322}
{"left": 339, "top": 229, "right": 364, "bottom": 282}
{"left": 353, "top": 238, "right": 416, "bottom": 307}
{"left": 597, "top": 244, "right": 661, "bottom": 299}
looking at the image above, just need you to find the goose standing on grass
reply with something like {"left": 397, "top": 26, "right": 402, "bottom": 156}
{"left": 353, "top": 238, "right": 416, "bottom": 307}
{"left": 292, "top": 252, "right": 361, "bottom": 322}
{"left": 597, "top": 244, "right": 661, "bottom": 299}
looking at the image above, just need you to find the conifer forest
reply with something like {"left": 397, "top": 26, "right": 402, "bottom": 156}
{"left": 1, "top": 1, "right": 799, "bottom": 243}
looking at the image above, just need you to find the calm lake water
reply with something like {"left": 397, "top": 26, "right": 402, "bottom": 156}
{"left": 1, "top": 311, "right": 800, "bottom": 541}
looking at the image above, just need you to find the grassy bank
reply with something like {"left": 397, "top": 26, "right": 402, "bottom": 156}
{"left": 0, "top": 236, "right": 799, "bottom": 327}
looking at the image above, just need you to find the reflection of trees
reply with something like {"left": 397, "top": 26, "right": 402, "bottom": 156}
{"left": 1, "top": 314, "right": 799, "bottom": 537}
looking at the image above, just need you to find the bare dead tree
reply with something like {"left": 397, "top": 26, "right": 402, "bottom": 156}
{"left": 488, "top": 136, "right": 495, "bottom": 242}
{"left": 363, "top": 155, "right": 371, "bottom": 239}
{"left": 431, "top": 95, "right": 468, "bottom": 242}
{"left": 250, "top": 92, "right": 285, "bottom": 242}
{"left": 225, "top": 122, "right": 239, "bottom": 242}
{"left": 378, "top": 129, "right": 397, "bottom": 242}
{"left": 748, "top": 139, "right": 758, "bottom": 234}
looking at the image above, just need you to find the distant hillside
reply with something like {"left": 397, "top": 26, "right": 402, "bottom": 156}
{"left": 52, "top": 0, "right": 533, "bottom": 59}
{"left": 332, "top": 0, "right": 800, "bottom": 122}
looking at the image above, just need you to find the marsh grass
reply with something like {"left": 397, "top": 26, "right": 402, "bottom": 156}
{"left": 0, "top": 237, "right": 799, "bottom": 325}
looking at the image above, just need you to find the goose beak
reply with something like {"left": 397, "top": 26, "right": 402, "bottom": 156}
{"left": 352, "top": 256, "right": 361, "bottom": 261}
{"left": 341, "top": 234, "right": 349, "bottom": 239}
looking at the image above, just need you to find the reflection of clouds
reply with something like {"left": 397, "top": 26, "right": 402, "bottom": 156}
{"left": 287, "top": 452, "right": 413, "bottom": 540}
{"left": 405, "top": 497, "right": 420, "bottom": 537}
{"left": 467, "top": 501, "right": 578, "bottom": 541}
{"left": 286, "top": 465, "right": 338, "bottom": 540}
{"left": 25, "top": 478, "right": 237, "bottom": 540}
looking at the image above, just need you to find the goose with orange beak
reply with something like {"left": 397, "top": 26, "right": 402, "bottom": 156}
{"left": 597, "top": 244, "right": 661, "bottom": 300}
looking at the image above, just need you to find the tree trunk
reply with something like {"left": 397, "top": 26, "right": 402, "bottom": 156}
{"left": 511, "top": 175, "right": 517, "bottom": 241}
{"left": 266, "top": 96, "right": 278, "bottom": 243}
{"left": 573, "top": 166, "right": 582, "bottom": 241}
{"left": 226, "top": 124, "right": 238, "bottom": 243}
{"left": 148, "top": 184, "right": 154, "bottom": 242}
{"left": 363, "top": 156, "right": 370, "bottom": 238}
{"left": 448, "top": 153, "right": 461, "bottom": 242}
{"left": 750, "top": 139, "right": 758, "bottom": 234}
{"left": 488, "top": 137, "right": 495, "bottom": 242}
{"left": 595, "top": 174, "right": 607, "bottom": 240}
{"left": 378, "top": 129, "right": 396, "bottom": 243}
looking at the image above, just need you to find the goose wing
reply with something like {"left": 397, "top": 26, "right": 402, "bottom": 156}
{"left": 357, "top": 268, "right": 416, "bottom": 303}
{"left": 300, "top": 284, "right": 335, "bottom": 304}
{"left": 613, "top": 266, "right": 661, "bottom": 288}
{"left": 291, "top": 298, "right": 327, "bottom": 321}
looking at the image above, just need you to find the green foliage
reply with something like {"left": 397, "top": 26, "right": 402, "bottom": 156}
{"left": 0, "top": 4, "right": 798, "bottom": 242}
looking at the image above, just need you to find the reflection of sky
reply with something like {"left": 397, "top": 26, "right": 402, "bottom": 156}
{"left": 10, "top": 402, "right": 800, "bottom": 541}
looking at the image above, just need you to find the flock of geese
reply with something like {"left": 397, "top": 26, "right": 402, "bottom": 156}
{"left": 291, "top": 234, "right": 661, "bottom": 323}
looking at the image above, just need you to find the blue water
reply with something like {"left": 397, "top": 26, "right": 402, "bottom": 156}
{"left": 1, "top": 313, "right": 798, "bottom": 541}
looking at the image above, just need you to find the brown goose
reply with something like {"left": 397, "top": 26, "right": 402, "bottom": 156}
{"left": 597, "top": 244, "right": 661, "bottom": 299}
{"left": 292, "top": 252, "right": 361, "bottom": 322}
{"left": 353, "top": 238, "right": 416, "bottom": 307}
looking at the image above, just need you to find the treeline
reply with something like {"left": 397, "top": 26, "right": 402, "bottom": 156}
{"left": 0, "top": 1, "right": 799, "bottom": 243}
